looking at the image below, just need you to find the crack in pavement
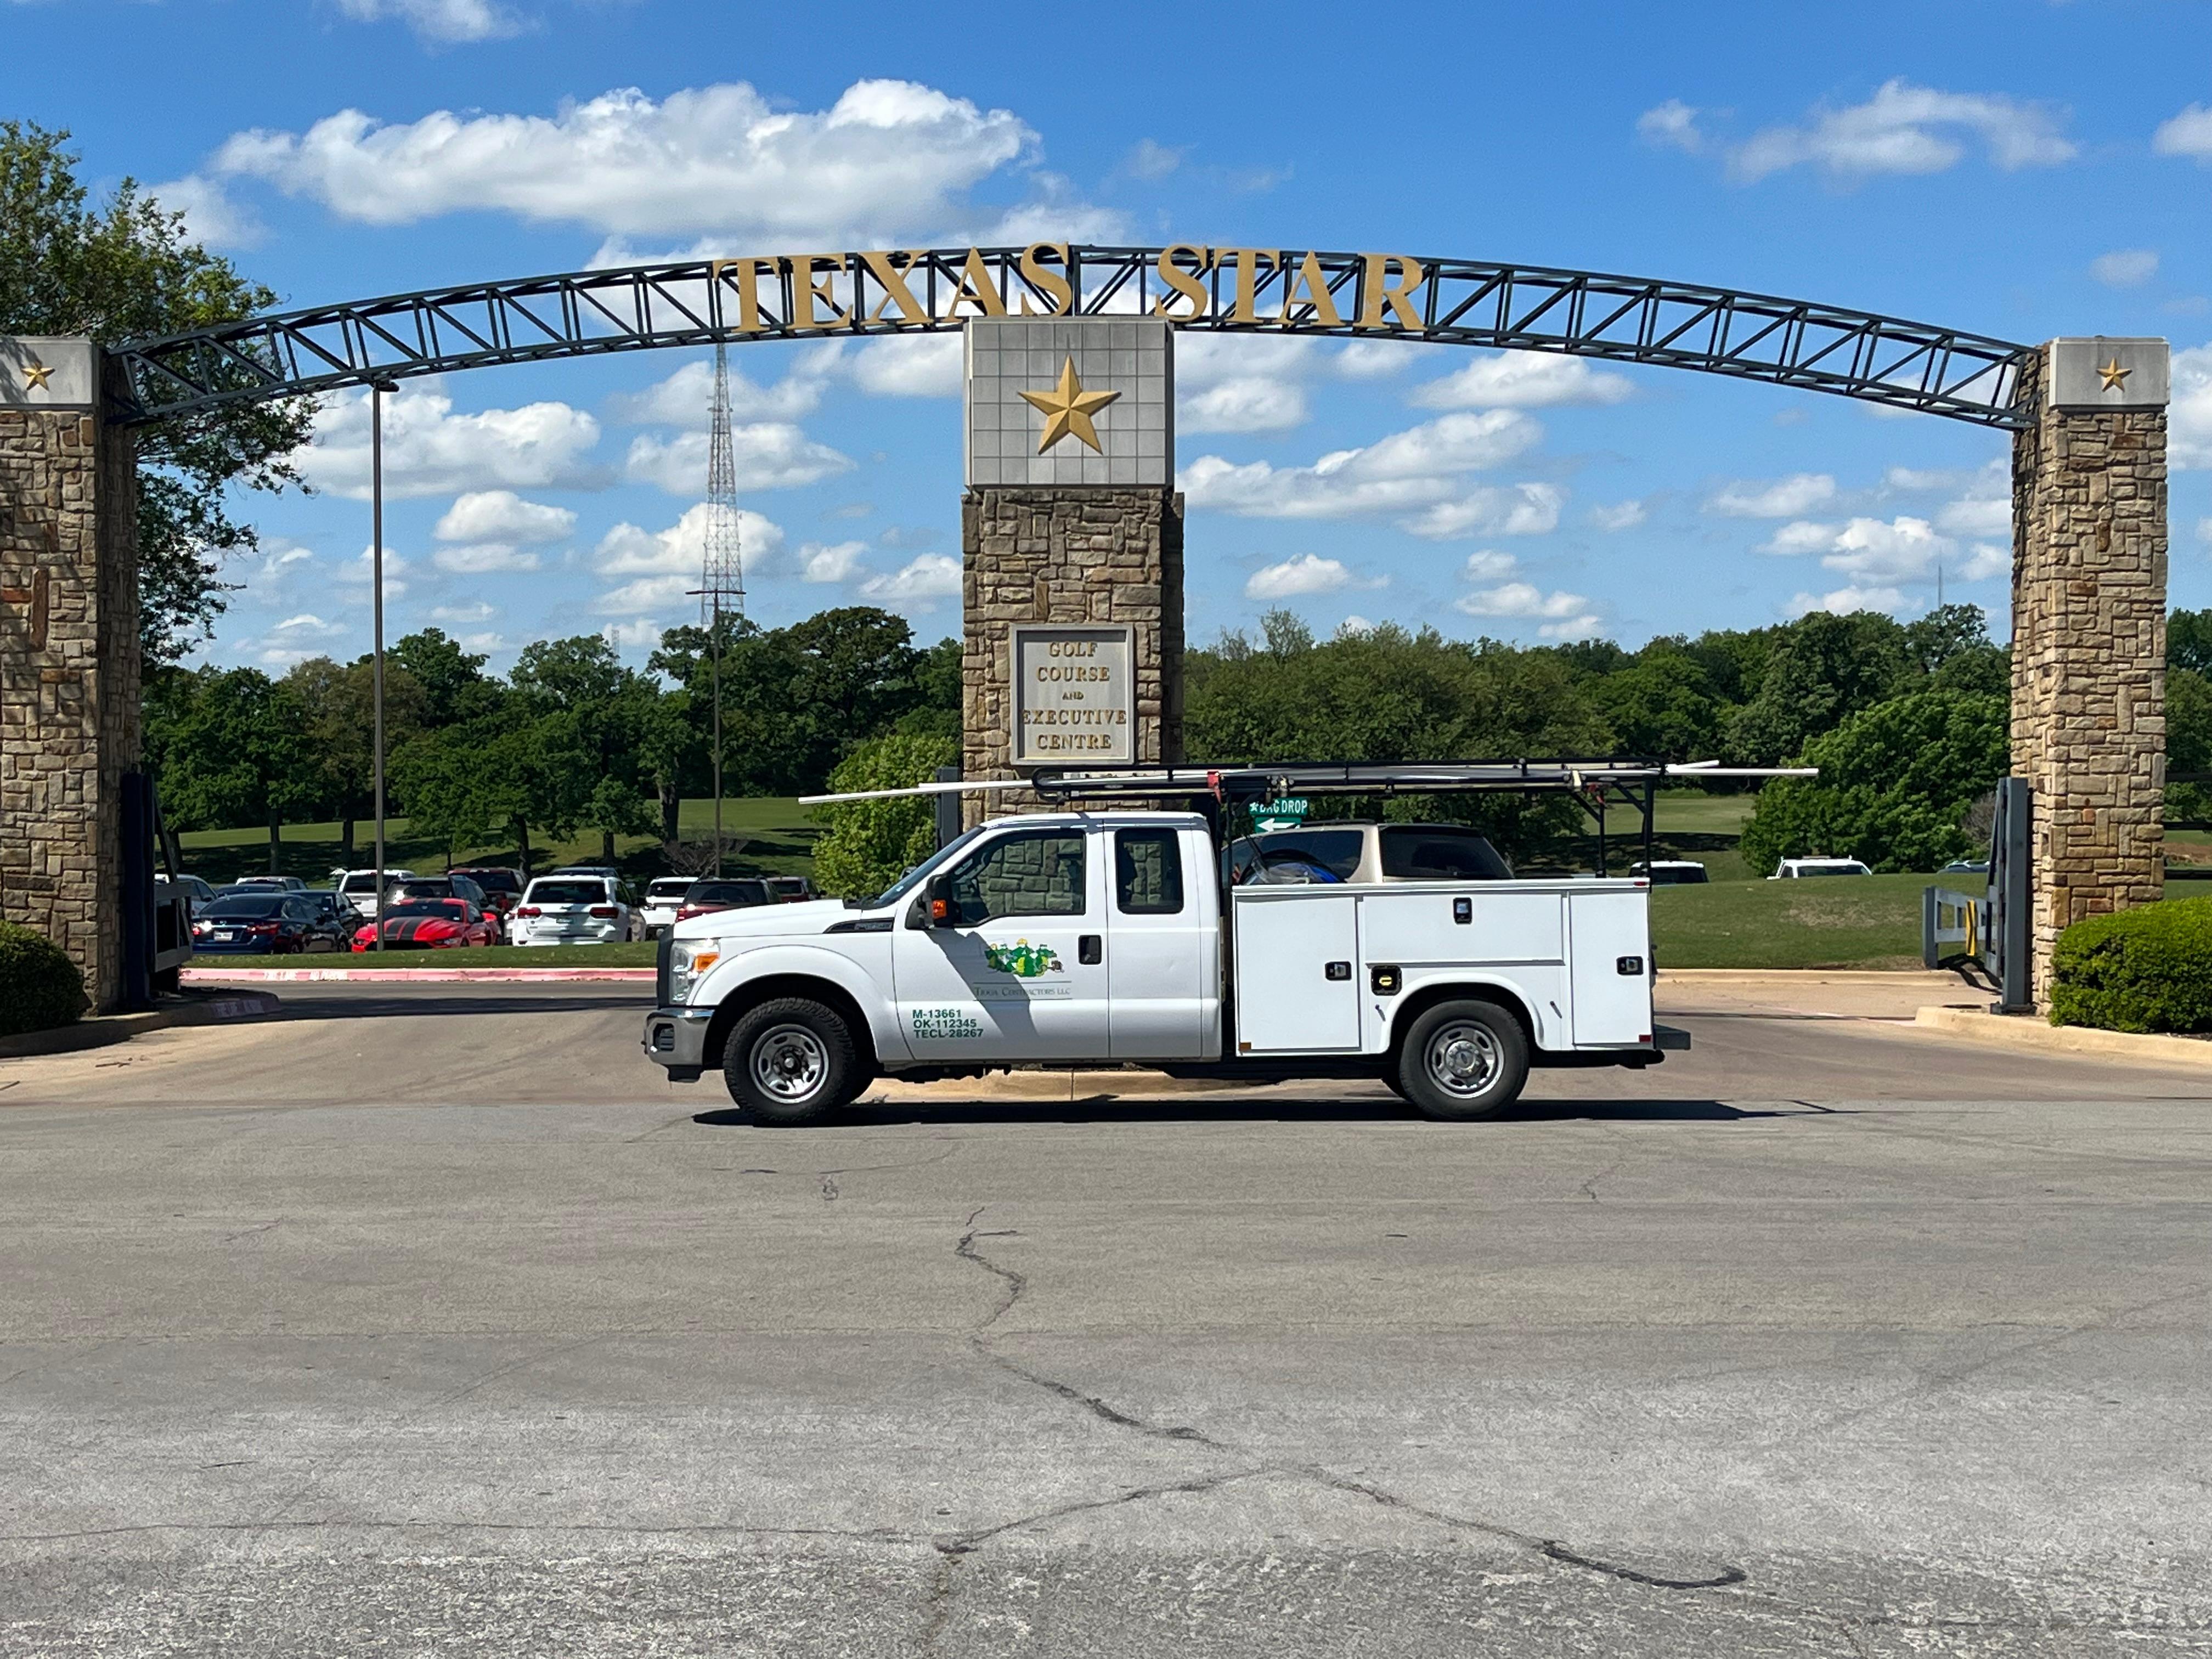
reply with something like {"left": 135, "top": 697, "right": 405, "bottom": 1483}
{"left": 947, "top": 1207, "right": 1750, "bottom": 1596}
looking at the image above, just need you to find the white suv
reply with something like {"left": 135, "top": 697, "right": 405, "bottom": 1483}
{"left": 1770, "top": 857, "right": 1872, "bottom": 879}
{"left": 333, "top": 867, "right": 417, "bottom": 919}
{"left": 511, "top": 873, "right": 639, "bottom": 945}
{"left": 638, "top": 877, "right": 693, "bottom": 940}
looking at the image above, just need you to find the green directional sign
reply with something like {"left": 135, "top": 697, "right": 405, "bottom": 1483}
{"left": 1251, "top": 796, "right": 1312, "bottom": 833}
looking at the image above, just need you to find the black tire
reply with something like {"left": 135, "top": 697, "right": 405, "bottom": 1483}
{"left": 722, "top": 998, "right": 863, "bottom": 1125}
{"left": 1395, "top": 999, "right": 1530, "bottom": 1121}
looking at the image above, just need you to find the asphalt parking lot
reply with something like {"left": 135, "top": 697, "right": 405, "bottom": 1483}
{"left": 3, "top": 981, "right": 2209, "bottom": 1656}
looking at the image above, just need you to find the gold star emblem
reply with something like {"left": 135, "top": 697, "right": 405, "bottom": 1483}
{"left": 21, "top": 360, "right": 53, "bottom": 391}
{"left": 1018, "top": 357, "right": 1121, "bottom": 455}
{"left": 2097, "top": 357, "right": 2132, "bottom": 392}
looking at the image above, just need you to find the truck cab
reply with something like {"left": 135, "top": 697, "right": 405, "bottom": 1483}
{"left": 644, "top": 808, "right": 1677, "bottom": 1125}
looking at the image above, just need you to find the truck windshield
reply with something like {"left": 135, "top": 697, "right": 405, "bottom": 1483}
{"left": 860, "top": 825, "right": 988, "bottom": 910}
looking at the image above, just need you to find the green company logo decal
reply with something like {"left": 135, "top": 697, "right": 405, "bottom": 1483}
{"left": 984, "top": 939, "right": 1063, "bottom": 978}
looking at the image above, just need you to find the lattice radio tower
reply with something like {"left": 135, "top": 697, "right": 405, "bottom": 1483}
{"left": 695, "top": 343, "right": 746, "bottom": 875}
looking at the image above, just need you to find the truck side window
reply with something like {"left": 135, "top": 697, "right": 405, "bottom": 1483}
{"left": 1115, "top": 830, "right": 1184, "bottom": 915}
{"left": 948, "top": 832, "right": 1086, "bottom": 924}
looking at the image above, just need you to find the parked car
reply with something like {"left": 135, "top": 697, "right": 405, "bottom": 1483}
{"left": 334, "top": 868, "right": 417, "bottom": 919}
{"left": 765, "top": 875, "right": 816, "bottom": 904}
{"left": 351, "top": 897, "right": 499, "bottom": 951}
{"left": 232, "top": 874, "right": 307, "bottom": 891}
{"left": 639, "top": 877, "right": 695, "bottom": 939}
{"left": 158, "top": 872, "right": 217, "bottom": 910}
{"left": 386, "top": 874, "right": 496, "bottom": 939}
{"left": 1938, "top": 857, "right": 1990, "bottom": 877}
{"left": 509, "top": 874, "right": 639, "bottom": 945}
{"left": 1770, "top": 857, "right": 1873, "bottom": 879}
{"left": 190, "top": 892, "right": 348, "bottom": 954}
{"left": 449, "top": 865, "right": 525, "bottom": 921}
{"left": 1630, "top": 860, "right": 1709, "bottom": 885}
{"left": 1224, "top": 822, "right": 1515, "bottom": 887}
{"left": 300, "top": 889, "right": 366, "bottom": 937}
{"left": 549, "top": 864, "right": 620, "bottom": 881}
{"left": 675, "top": 877, "right": 773, "bottom": 922}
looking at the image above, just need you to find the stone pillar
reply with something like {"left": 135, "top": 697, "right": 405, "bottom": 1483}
{"left": 1, "top": 337, "right": 140, "bottom": 1010}
{"left": 2010, "top": 337, "right": 2169, "bottom": 1007}
{"left": 959, "top": 315, "right": 1181, "bottom": 824}
{"left": 961, "top": 487, "right": 1184, "bottom": 821}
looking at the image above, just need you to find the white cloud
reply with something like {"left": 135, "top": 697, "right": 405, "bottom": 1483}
{"left": 594, "top": 504, "right": 786, "bottom": 576}
{"left": 1760, "top": 520, "right": 1839, "bottom": 556}
{"left": 1637, "top": 99, "right": 1705, "bottom": 153}
{"left": 1334, "top": 341, "right": 1423, "bottom": 379}
{"left": 458, "top": 630, "right": 507, "bottom": 652}
{"left": 273, "top": 613, "right": 345, "bottom": 636}
{"left": 1762, "top": 513, "right": 2007, "bottom": 589}
{"left": 624, "top": 423, "right": 853, "bottom": 493}
{"left": 433, "top": 542, "right": 540, "bottom": 574}
{"left": 799, "top": 540, "right": 867, "bottom": 583}
{"left": 433, "top": 489, "right": 575, "bottom": 544}
{"left": 859, "top": 554, "right": 961, "bottom": 608}
{"left": 601, "top": 619, "right": 664, "bottom": 649}
{"left": 1728, "top": 80, "right": 2075, "bottom": 182}
{"left": 1589, "top": 499, "right": 1647, "bottom": 532}
{"left": 2169, "top": 343, "right": 2212, "bottom": 468}
{"left": 1244, "top": 554, "right": 1383, "bottom": 600}
{"left": 2199, "top": 516, "right": 2212, "bottom": 546}
{"left": 257, "top": 647, "right": 319, "bottom": 668}
{"left": 1788, "top": 584, "right": 1910, "bottom": 618}
{"left": 2091, "top": 249, "right": 2159, "bottom": 289}
{"left": 845, "top": 334, "right": 966, "bottom": 398}
{"left": 1409, "top": 352, "right": 1633, "bottom": 410}
{"left": 431, "top": 601, "right": 497, "bottom": 623}
{"left": 299, "top": 382, "right": 602, "bottom": 500}
{"left": 146, "top": 175, "right": 262, "bottom": 249}
{"left": 1455, "top": 581, "right": 1591, "bottom": 620}
{"left": 210, "top": 79, "right": 1039, "bottom": 245}
{"left": 334, "top": 0, "right": 523, "bottom": 43}
{"left": 607, "top": 354, "right": 834, "bottom": 426}
{"left": 1181, "top": 410, "right": 1544, "bottom": 529}
{"left": 1183, "top": 379, "right": 1308, "bottom": 433}
{"left": 594, "top": 575, "right": 695, "bottom": 615}
{"left": 256, "top": 539, "right": 315, "bottom": 582}
{"left": 1126, "top": 138, "right": 1184, "bottom": 179}
{"left": 2153, "top": 105, "right": 2212, "bottom": 162}
{"left": 1336, "top": 616, "right": 1376, "bottom": 636}
{"left": 1402, "top": 484, "right": 1565, "bottom": 541}
{"left": 1462, "top": 549, "right": 1518, "bottom": 580}
{"left": 1708, "top": 472, "right": 1836, "bottom": 518}
{"left": 338, "top": 546, "right": 409, "bottom": 599}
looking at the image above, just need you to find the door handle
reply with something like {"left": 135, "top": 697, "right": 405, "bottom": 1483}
{"left": 1079, "top": 934, "right": 1102, "bottom": 964}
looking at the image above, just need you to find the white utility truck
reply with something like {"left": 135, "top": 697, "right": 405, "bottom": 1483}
{"left": 641, "top": 762, "right": 1799, "bottom": 1123}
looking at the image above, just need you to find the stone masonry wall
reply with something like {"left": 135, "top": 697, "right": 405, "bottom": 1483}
{"left": 2010, "top": 346, "right": 2168, "bottom": 1007}
{"left": 961, "top": 487, "right": 1183, "bottom": 826}
{"left": 0, "top": 393, "right": 139, "bottom": 1009}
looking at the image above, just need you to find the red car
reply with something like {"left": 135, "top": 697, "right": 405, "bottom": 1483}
{"left": 351, "top": 897, "right": 498, "bottom": 951}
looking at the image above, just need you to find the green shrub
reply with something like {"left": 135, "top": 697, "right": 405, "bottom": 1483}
{"left": 0, "top": 921, "right": 89, "bottom": 1037}
{"left": 2049, "top": 899, "right": 2212, "bottom": 1032}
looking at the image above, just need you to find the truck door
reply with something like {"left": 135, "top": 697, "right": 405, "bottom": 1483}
{"left": 1567, "top": 888, "right": 1653, "bottom": 1045}
{"left": 1231, "top": 890, "right": 1362, "bottom": 1054}
{"left": 1107, "top": 826, "right": 1209, "bottom": 1058}
{"left": 889, "top": 826, "right": 1111, "bottom": 1062}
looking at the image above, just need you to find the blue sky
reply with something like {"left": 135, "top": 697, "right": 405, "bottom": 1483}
{"left": 10, "top": 0, "right": 2212, "bottom": 669}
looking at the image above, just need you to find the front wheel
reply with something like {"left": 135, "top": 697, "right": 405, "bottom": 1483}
{"left": 722, "top": 998, "right": 865, "bottom": 1125}
{"left": 1395, "top": 1000, "right": 1530, "bottom": 1121}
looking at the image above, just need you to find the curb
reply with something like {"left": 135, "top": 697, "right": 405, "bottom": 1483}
{"left": 1664, "top": 969, "right": 1967, "bottom": 985}
{"left": 0, "top": 990, "right": 281, "bottom": 1060}
{"left": 183, "top": 966, "right": 655, "bottom": 984}
{"left": 1913, "top": 1005, "right": 2212, "bottom": 1066}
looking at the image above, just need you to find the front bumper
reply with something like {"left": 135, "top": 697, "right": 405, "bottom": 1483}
{"left": 642, "top": 1005, "right": 716, "bottom": 1080}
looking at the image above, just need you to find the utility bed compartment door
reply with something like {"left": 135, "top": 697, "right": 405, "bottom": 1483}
{"left": 1232, "top": 891, "right": 1361, "bottom": 1053}
{"left": 1568, "top": 889, "right": 1652, "bottom": 1045}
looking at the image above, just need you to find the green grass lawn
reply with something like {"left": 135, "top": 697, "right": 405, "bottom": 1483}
{"left": 177, "top": 795, "right": 822, "bottom": 888}
{"left": 190, "top": 942, "right": 659, "bottom": 970}
{"left": 1536, "top": 788, "right": 1760, "bottom": 883}
{"left": 1650, "top": 872, "right": 1928, "bottom": 969}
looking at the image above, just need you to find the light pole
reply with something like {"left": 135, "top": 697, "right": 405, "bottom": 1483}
{"left": 370, "top": 377, "right": 396, "bottom": 952}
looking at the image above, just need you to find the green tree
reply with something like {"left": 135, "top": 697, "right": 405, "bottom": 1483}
{"left": 2169, "top": 609, "right": 2212, "bottom": 676}
{"left": 1726, "top": 610, "right": 1911, "bottom": 765}
{"left": 281, "top": 655, "right": 426, "bottom": 860}
{"left": 1584, "top": 652, "right": 1724, "bottom": 761}
{"left": 392, "top": 628, "right": 500, "bottom": 727}
{"left": 812, "top": 733, "right": 958, "bottom": 900}
{"left": 143, "top": 666, "right": 315, "bottom": 871}
{"left": 1738, "top": 688, "right": 2010, "bottom": 874}
{"left": 0, "top": 122, "right": 312, "bottom": 661}
{"left": 2165, "top": 665, "right": 2212, "bottom": 825}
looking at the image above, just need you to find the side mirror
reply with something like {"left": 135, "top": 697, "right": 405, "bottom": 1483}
{"left": 926, "top": 873, "right": 958, "bottom": 928}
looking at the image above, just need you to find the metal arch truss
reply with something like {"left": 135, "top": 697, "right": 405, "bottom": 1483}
{"left": 106, "top": 244, "right": 2036, "bottom": 428}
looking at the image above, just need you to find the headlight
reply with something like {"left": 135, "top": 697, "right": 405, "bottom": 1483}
{"left": 667, "top": 939, "right": 723, "bottom": 1004}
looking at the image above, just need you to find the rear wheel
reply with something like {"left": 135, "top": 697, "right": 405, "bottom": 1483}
{"left": 1395, "top": 1000, "right": 1530, "bottom": 1121}
{"left": 722, "top": 998, "right": 865, "bottom": 1125}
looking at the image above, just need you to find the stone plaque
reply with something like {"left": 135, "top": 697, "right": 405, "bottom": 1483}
{"left": 2046, "top": 336, "right": 2170, "bottom": 411}
{"left": 1011, "top": 623, "right": 1135, "bottom": 766}
{"left": 965, "top": 316, "right": 1173, "bottom": 488}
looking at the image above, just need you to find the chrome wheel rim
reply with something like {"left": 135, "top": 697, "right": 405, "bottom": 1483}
{"left": 1426, "top": 1021, "right": 1499, "bottom": 1098}
{"left": 752, "top": 1025, "right": 829, "bottom": 1104}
